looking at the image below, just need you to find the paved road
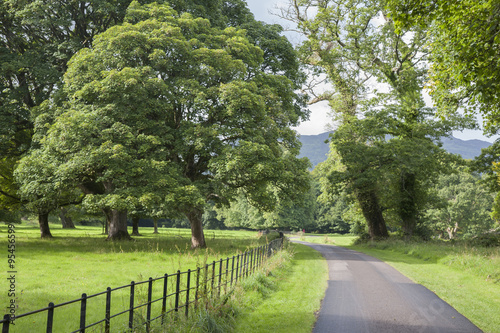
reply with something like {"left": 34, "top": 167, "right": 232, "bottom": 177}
{"left": 294, "top": 241, "right": 482, "bottom": 333}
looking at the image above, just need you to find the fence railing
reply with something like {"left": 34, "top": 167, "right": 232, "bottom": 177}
{"left": 1, "top": 237, "right": 284, "bottom": 333}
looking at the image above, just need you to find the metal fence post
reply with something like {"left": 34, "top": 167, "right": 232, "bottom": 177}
{"left": 204, "top": 264, "right": 208, "bottom": 297}
{"left": 47, "top": 302, "right": 54, "bottom": 333}
{"left": 105, "top": 288, "right": 111, "bottom": 333}
{"left": 129, "top": 282, "right": 135, "bottom": 329}
{"left": 2, "top": 314, "right": 10, "bottom": 333}
{"left": 79, "top": 293, "right": 87, "bottom": 333}
{"left": 240, "top": 253, "right": 245, "bottom": 278}
{"left": 211, "top": 261, "right": 216, "bottom": 297}
{"left": 146, "top": 278, "right": 153, "bottom": 333}
{"left": 218, "top": 259, "right": 223, "bottom": 297}
{"left": 174, "top": 270, "right": 181, "bottom": 313}
{"left": 235, "top": 255, "right": 240, "bottom": 283}
{"left": 230, "top": 256, "right": 235, "bottom": 287}
{"left": 195, "top": 268, "right": 200, "bottom": 308}
{"left": 161, "top": 275, "right": 168, "bottom": 325}
{"left": 185, "top": 270, "right": 191, "bottom": 317}
{"left": 225, "top": 258, "right": 229, "bottom": 294}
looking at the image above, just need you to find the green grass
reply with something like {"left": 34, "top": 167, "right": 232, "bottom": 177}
{"left": 233, "top": 243, "right": 328, "bottom": 333}
{"left": 0, "top": 224, "right": 267, "bottom": 332}
{"left": 296, "top": 233, "right": 500, "bottom": 333}
{"left": 298, "top": 233, "right": 357, "bottom": 247}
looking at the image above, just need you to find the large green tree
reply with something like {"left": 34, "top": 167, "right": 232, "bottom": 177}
{"left": 0, "top": 0, "right": 134, "bottom": 235}
{"left": 386, "top": 0, "right": 500, "bottom": 134}
{"left": 282, "top": 0, "right": 468, "bottom": 238}
{"left": 425, "top": 169, "right": 495, "bottom": 239}
{"left": 26, "top": 2, "right": 309, "bottom": 247}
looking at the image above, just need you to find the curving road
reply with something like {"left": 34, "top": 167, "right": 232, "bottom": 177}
{"left": 294, "top": 241, "right": 482, "bottom": 333}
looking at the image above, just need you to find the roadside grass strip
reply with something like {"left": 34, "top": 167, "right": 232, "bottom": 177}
{"left": 234, "top": 243, "right": 328, "bottom": 333}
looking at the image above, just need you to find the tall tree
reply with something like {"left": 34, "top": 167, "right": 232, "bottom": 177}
{"left": 386, "top": 0, "right": 500, "bottom": 134}
{"left": 282, "top": 0, "right": 468, "bottom": 238}
{"left": 425, "top": 169, "right": 495, "bottom": 239}
{"left": 281, "top": 0, "right": 390, "bottom": 238}
{"left": 0, "top": 0, "right": 134, "bottom": 236}
{"left": 28, "top": 2, "right": 309, "bottom": 247}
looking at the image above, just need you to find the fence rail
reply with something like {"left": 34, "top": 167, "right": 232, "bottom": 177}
{"left": 1, "top": 237, "right": 284, "bottom": 333}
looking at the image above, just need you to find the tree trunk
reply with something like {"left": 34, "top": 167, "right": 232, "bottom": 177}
{"left": 446, "top": 222, "right": 459, "bottom": 239}
{"left": 106, "top": 209, "right": 131, "bottom": 240}
{"left": 131, "top": 216, "right": 141, "bottom": 236}
{"left": 185, "top": 208, "right": 206, "bottom": 248}
{"left": 153, "top": 218, "right": 159, "bottom": 234}
{"left": 399, "top": 172, "right": 417, "bottom": 238}
{"left": 39, "top": 212, "right": 53, "bottom": 238}
{"left": 59, "top": 207, "right": 76, "bottom": 229}
{"left": 355, "top": 188, "right": 389, "bottom": 239}
{"left": 102, "top": 209, "right": 111, "bottom": 235}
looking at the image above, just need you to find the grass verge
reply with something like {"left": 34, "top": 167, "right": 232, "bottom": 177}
{"left": 233, "top": 242, "right": 328, "bottom": 333}
{"left": 130, "top": 240, "right": 328, "bottom": 333}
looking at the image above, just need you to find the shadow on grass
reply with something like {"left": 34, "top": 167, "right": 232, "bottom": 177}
{"left": 0, "top": 225, "right": 265, "bottom": 257}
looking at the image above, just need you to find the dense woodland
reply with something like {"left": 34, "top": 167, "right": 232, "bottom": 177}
{"left": 1, "top": 0, "right": 499, "bottom": 247}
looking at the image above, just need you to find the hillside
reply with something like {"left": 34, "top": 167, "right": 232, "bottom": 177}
{"left": 298, "top": 132, "right": 492, "bottom": 168}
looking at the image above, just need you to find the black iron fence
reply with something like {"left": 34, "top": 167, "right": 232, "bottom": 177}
{"left": 1, "top": 237, "right": 284, "bottom": 333}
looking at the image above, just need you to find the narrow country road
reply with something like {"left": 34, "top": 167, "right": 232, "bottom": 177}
{"left": 293, "top": 241, "right": 482, "bottom": 333}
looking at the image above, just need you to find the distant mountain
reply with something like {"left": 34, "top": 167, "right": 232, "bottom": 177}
{"left": 298, "top": 132, "right": 492, "bottom": 169}
{"left": 440, "top": 137, "right": 492, "bottom": 160}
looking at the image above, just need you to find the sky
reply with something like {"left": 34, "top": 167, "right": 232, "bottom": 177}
{"left": 244, "top": 0, "right": 497, "bottom": 143}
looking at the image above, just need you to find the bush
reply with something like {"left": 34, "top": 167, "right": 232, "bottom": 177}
{"left": 469, "top": 230, "right": 500, "bottom": 247}
{"left": 258, "top": 230, "right": 282, "bottom": 242}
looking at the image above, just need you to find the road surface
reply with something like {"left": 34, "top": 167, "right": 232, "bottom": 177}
{"left": 294, "top": 241, "right": 482, "bottom": 333}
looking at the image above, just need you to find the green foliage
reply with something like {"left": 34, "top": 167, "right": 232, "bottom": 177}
{"left": 18, "top": 1, "right": 309, "bottom": 245}
{"left": 0, "top": 0, "right": 134, "bottom": 216}
{"left": 424, "top": 169, "right": 496, "bottom": 239}
{"left": 217, "top": 181, "right": 316, "bottom": 232}
{"left": 387, "top": 0, "right": 500, "bottom": 134}
{"left": 286, "top": 0, "right": 472, "bottom": 238}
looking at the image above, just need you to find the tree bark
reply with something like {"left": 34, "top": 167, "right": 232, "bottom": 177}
{"left": 131, "top": 216, "right": 141, "bottom": 236}
{"left": 106, "top": 209, "right": 131, "bottom": 240}
{"left": 102, "top": 208, "right": 111, "bottom": 235}
{"left": 185, "top": 208, "right": 206, "bottom": 248}
{"left": 355, "top": 188, "right": 389, "bottom": 239}
{"left": 399, "top": 172, "right": 417, "bottom": 238}
{"left": 153, "top": 218, "right": 159, "bottom": 234}
{"left": 59, "top": 207, "right": 76, "bottom": 229}
{"left": 39, "top": 212, "right": 53, "bottom": 238}
{"left": 446, "top": 222, "right": 459, "bottom": 239}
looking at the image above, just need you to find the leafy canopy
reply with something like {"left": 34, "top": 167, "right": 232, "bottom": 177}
{"left": 21, "top": 1, "right": 310, "bottom": 245}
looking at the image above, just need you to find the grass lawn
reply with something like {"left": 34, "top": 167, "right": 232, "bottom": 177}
{"left": 0, "top": 224, "right": 267, "bottom": 332}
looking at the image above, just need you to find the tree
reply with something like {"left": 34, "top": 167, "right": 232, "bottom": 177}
{"left": 29, "top": 2, "right": 309, "bottom": 247}
{"left": 217, "top": 182, "right": 316, "bottom": 232}
{"left": 217, "top": 192, "right": 268, "bottom": 230}
{"left": 424, "top": 169, "right": 495, "bottom": 239}
{"left": 14, "top": 150, "right": 82, "bottom": 237}
{"left": 313, "top": 178, "right": 351, "bottom": 234}
{"left": 282, "top": 0, "right": 468, "bottom": 238}
{"left": 386, "top": 0, "right": 500, "bottom": 134}
{"left": 1, "top": 0, "right": 137, "bottom": 235}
